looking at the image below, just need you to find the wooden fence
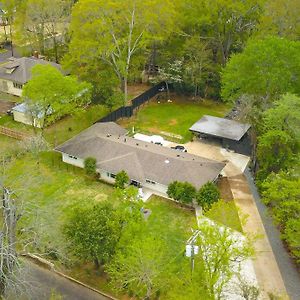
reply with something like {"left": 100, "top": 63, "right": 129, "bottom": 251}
{"left": 0, "top": 126, "right": 30, "bottom": 140}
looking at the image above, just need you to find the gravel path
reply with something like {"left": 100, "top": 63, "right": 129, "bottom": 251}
{"left": 244, "top": 169, "right": 300, "bottom": 300}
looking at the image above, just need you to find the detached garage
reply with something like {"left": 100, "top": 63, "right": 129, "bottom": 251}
{"left": 189, "top": 115, "right": 252, "bottom": 156}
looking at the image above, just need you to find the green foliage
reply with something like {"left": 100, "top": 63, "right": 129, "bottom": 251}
{"left": 261, "top": 93, "right": 300, "bottom": 142}
{"left": 114, "top": 170, "right": 129, "bottom": 189}
{"left": 66, "top": 0, "right": 176, "bottom": 103}
{"left": 257, "top": 130, "right": 295, "bottom": 179}
{"left": 22, "top": 64, "right": 92, "bottom": 128}
{"left": 197, "top": 221, "right": 253, "bottom": 299}
{"left": 221, "top": 36, "right": 300, "bottom": 102}
{"left": 64, "top": 201, "right": 121, "bottom": 267}
{"left": 258, "top": 0, "right": 300, "bottom": 40}
{"left": 261, "top": 170, "right": 300, "bottom": 262}
{"left": 84, "top": 157, "right": 97, "bottom": 177}
{"left": 167, "top": 181, "right": 196, "bottom": 204}
{"left": 196, "top": 182, "right": 220, "bottom": 211}
{"left": 282, "top": 218, "right": 300, "bottom": 263}
{"left": 106, "top": 229, "right": 172, "bottom": 299}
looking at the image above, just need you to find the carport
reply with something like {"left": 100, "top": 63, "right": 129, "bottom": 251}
{"left": 189, "top": 115, "right": 252, "bottom": 156}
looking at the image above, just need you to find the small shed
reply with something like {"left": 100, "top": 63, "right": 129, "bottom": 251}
{"left": 12, "top": 102, "right": 45, "bottom": 128}
{"left": 189, "top": 115, "right": 252, "bottom": 155}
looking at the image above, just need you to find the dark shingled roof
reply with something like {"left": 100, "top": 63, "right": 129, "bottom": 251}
{"left": 55, "top": 122, "right": 225, "bottom": 188}
{"left": 0, "top": 57, "right": 62, "bottom": 84}
{"left": 189, "top": 115, "right": 251, "bottom": 141}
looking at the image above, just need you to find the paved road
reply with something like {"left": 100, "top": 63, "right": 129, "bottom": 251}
{"left": 17, "top": 261, "right": 112, "bottom": 300}
{"left": 244, "top": 169, "right": 300, "bottom": 300}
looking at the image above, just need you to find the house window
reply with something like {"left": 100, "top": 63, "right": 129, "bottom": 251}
{"left": 107, "top": 172, "right": 116, "bottom": 178}
{"left": 13, "top": 82, "right": 23, "bottom": 89}
{"left": 146, "top": 179, "right": 156, "bottom": 185}
{"left": 68, "top": 155, "right": 78, "bottom": 160}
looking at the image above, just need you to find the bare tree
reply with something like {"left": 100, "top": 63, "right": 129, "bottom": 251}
{"left": 0, "top": 186, "right": 25, "bottom": 297}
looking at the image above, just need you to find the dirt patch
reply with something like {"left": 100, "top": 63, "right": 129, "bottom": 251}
{"left": 94, "top": 193, "right": 108, "bottom": 202}
{"left": 217, "top": 177, "right": 234, "bottom": 201}
{"left": 128, "top": 84, "right": 150, "bottom": 100}
{"left": 0, "top": 100, "right": 15, "bottom": 115}
{"left": 169, "top": 118, "right": 178, "bottom": 126}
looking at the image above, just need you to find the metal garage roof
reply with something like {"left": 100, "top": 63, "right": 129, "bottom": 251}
{"left": 189, "top": 115, "right": 251, "bottom": 141}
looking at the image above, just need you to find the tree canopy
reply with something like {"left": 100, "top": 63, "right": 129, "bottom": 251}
{"left": 221, "top": 36, "right": 300, "bottom": 102}
{"left": 22, "top": 64, "right": 91, "bottom": 128}
{"left": 65, "top": 0, "right": 176, "bottom": 103}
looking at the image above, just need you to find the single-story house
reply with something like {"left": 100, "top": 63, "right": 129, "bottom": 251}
{"left": 55, "top": 122, "right": 226, "bottom": 197}
{"left": 0, "top": 57, "right": 62, "bottom": 96}
{"left": 189, "top": 115, "right": 252, "bottom": 156}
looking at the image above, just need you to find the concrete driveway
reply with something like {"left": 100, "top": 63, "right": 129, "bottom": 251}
{"left": 180, "top": 139, "right": 290, "bottom": 299}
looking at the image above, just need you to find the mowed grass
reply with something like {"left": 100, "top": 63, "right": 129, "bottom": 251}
{"left": 0, "top": 104, "right": 109, "bottom": 146}
{"left": 119, "top": 95, "right": 231, "bottom": 142}
{"left": 204, "top": 200, "right": 243, "bottom": 233}
{"left": 0, "top": 135, "right": 19, "bottom": 155}
{"left": 3, "top": 151, "right": 115, "bottom": 252}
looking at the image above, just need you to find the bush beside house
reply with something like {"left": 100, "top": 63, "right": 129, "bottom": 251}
{"left": 196, "top": 182, "right": 220, "bottom": 211}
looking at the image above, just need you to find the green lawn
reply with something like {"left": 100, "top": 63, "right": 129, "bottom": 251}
{"left": 204, "top": 200, "right": 243, "bottom": 232}
{"left": 0, "top": 135, "right": 19, "bottom": 156}
{"left": 119, "top": 96, "right": 231, "bottom": 142}
{"left": 3, "top": 151, "right": 115, "bottom": 255}
{"left": 0, "top": 104, "right": 109, "bottom": 146}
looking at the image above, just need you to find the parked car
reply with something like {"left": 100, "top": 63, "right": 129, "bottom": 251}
{"left": 171, "top": 145, "right": 187, "bottom": 152}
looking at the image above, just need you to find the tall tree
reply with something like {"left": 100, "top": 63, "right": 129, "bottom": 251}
{"left": 221, "top": 36, "right": 300, "bottom": 103}
{"left": 0, "top": 186, "right": 26, "bottom": 298}
{"left": 259, "top": 0, "right": 300, "bottom": 40}
{"left": 107, "top": 228, "right": 172, "bottom": 299}
{"left": 182, "top": 37, "right": 212, "bottom": 98}
{"left": 197, "top": 221, "right": 253, "bottom": 299}
{"left": 15, "top": 0, "right": 72, "bottom": 61}
{"left": 64, "top": 202, "right": 122, "bottom": 268}
{"left": 261, "top": 93, "right": 300, "bottom": 141}
{"left": 180, "top": 0, "right": 263, "bottom": 66}
{"left": 22, "top": 64, "right": 91, "bottom": 129}
{"left": 66, "top": 0, "right": 176, "bottom": 104}
{"left": 1, "top": 0, "right": 20, "bottom": 56}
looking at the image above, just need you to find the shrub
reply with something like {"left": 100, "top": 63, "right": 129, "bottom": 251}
{"left": 84, "top": 157, "right": 97, "bottom": 176}
{"left": 196, "top": 182, "right": 220, "bottom": 211}
{"left": 115, "top": 170, "right": 129, "bottom": 189}
{"left": 167, "top": 181, "right": 196, "bottom": 204}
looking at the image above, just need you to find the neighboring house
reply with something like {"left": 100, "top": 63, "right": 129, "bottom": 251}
{"left": 0, "top": 57, "right": 62, "bottom": 96}
{"left": 189, "top": 115, "right": 252, "bottom": 156}
{"left": 55, "top": 122, "right": 225, "bottom": 197}
{"left": 11, "top": 102, "right": 51, "bottom": 128}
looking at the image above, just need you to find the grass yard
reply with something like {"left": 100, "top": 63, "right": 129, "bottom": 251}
{"left": 119, "top": 94, "right": 231, "bottom": 142}
{"left": 0, "top": 104, "right": 108, "bottom": 146}
{"left": 3, "top": 151, "right": 115, "bottom": 255}
{"left": 204, "top": 199, "right": 243, "bottom": 233}
{"left": 0, "top": 135, "right": 19, "bottom": 155}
